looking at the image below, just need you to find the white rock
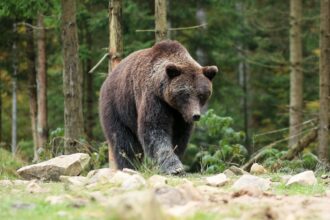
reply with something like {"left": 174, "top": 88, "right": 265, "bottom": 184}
{"left": 60, "top": 176, "right": 88, "bottom": 186}
{"left": 0, "top": 180, "right": 13, "bottom": 187}
{"left": 12, "top": 180, "right": 30, "bottom": 185}
{"left": 122, "top": 168, "right": 140, "bottom": 175}
{"left": 45, "top": 195, "right": 73, "bottom": 205}
{"left": 286, "top": 171, "right": 317, "bottom": 186}
{"left": 232, "top": 174, "right": 271, "bottom": 191}
{"left": 250, "top": 163, "right": 267, "bottom": 175}
{"left": 178, "top": 180, "right": 204, "bottom": 201}
{"left": 87, "top": 168, "right": 115, "bottom": 184}
{"left": 154, "top": 186, "right": 188, "bottom": 207}
{"left": 205, "top": 173, "right": 228, "bottom": 187}
{"left": 281, "top": 175, "right": 292, "bottom": 184}
{"left": 121, "top": 174, "right": 146, "bottom": 190}
{"left": 26, "top": 180, "right": 48, "bottom": 193}
{"left": 17, "top": 153, "right": 90, "bottom": 181}
{"left": 148, "top": 175, "right": 168, "bottom": 188}
{"left": 109, "top": 171, "right": 132, "bottom": 185}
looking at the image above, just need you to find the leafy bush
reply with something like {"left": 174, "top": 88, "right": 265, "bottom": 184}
{"left": 183, "top": 109, "right": 248, "bottom": 174}
{"left": 0, "top": 148, "right": 25, "bottom": 179}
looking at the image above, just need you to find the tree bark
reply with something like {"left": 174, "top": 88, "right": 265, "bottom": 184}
{"left": 11, "top": 23, "right": 17, "bottom": 156}
{"left": 289, "top": 0, "right": 303, "bottom": 147}
{"left": 318, "top": 0, "right": 330, "bottom": 163}
{"left": 155, "top": 0, "right": 168, "bottom": 42}
{"left": 61, "top": 0, "right": 84, "bottom": 153}
{"left": 85, "top": 26, "right": 94, "bottom": 140}
{"left": 26, "top": 23, "right": 38, "bottom": 160}
{"left": 108, "top": 0, "right": 123, "bottom": 71}
{"left": 36, "top": 14, "right": 48, "bottom": 155}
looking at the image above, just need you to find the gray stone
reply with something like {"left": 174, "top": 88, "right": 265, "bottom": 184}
{"left": 250, "top": 163, "right": 267, "bottom": 175}
{"left": 286, "top": 170, "right": 317, "bottom": 186}
{"left": 87, "top": 168, "right": 115, "bottom": 184}
{"left": 148, "top": 175, "right": 168, "bottom": 188}
{"left": 60, "top": 176, "right": 88, "bottom": 186}
{"left": 121, "top": 174, "right": 146, "bottom": 190}
{"left": 232, "top": 174, "right": 271, "bottom": 191}
{"left": 17, "top": 153, "right": 90, "bottom": 181}
{"left": 205, "top": 173, "right": 228, "bottom": 187}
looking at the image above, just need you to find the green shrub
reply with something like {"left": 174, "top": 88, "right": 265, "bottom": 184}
{"left": 183, "top": 109, "right": 248, "bottom": 173}
{"left": 0, "top": 148, "right": 25, "bottom": 179}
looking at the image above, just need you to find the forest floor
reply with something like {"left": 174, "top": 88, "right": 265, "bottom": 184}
{"left": 0, "top": 171, "right": 330, "bottom": 220}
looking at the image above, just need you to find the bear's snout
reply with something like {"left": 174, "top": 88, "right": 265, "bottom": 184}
{"left": 192, "top": 114, "right": 201, "bottom": 121}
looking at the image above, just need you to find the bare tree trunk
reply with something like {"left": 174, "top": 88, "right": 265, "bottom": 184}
{"left": 61, "top": 0, "right": 84, "bottom": 153}
{"left": 289, "top": 0, "right": 303, "bottom": 147}
{"left": 85, "top": 27, "right": 94, "bottom": 140}
{"left": 37, "top": 14, "right": 48, "bottom": 155}
{"left": 108, "top": 0, "right": 123, "bottom": 71}
{"left": 11, "top": 23, "right": 17, "bottom": 156}
{"left": 155, "top": 0, "right": 167, "bottom": 42}
{"left": 0, "top": 67, "right": 2, "bottom": 143}
{"left": 26, "top": 23, "right": 38, "bottom": 160}
{"left": 318, "top": 0, "right": 330, "bottom": 163}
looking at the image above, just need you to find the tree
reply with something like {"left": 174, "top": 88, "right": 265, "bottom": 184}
{"left": 36, "top": 13, "right": 48, "bottom": 156}
{"left": 61, "top": 0, "right": 84, "bottom": 153}
{"left": 318, "top": 0, "right": 330, "bottom": 163}
{"left": 11, "top": 23, "right": 17, "bottom": 156}
{"left": 289, "top": 0, "right": 303, "bottom": 147}
{"left": 108, "top": 0, "right": 123, "bottom": 71}
{"left": 26, "top": 23, "right": 38, "bottom": 160}
{"left": 155, "top": 0, "right": 167, "bottom": 42}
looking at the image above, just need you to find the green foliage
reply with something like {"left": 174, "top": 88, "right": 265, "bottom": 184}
{"left": 0, "top": 148, "right": 25, "bottom": 179}
{"left": 184, "top": 109, "right": 248, "bottom": 174}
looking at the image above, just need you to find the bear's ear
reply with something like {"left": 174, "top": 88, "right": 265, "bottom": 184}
{"left": 203, "top": 66, "right": 218, "bottom": 81}
{"left": 166, "top": 63, "right": 181, "bottom": 78}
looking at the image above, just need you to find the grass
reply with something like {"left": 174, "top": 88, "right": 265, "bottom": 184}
{"left": 0, "top": 148, "right": 25, "bottom": 179}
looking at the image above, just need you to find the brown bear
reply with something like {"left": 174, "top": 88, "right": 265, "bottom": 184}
{"left": 99, "top": 40, "right": 218, "bottom": 175}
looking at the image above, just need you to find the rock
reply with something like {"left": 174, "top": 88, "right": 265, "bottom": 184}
{"left": 178, "top": 180, "right": 204, "bottom": 201}
{"left": 0, "top": 180, "right": 13, "bottom": 187}
{"left": 227, "top": 166, "right": 249, "bottom": 175}
{"left": 87, "top": 168, "right": 115, "bottom": 184}
{"left": 60, "top": 176, "right": 88, "bottom": 186}
{"left": 154, "top": 186, "right": 188, "bottom": 207}
{"left": 26, "top": 180, "right": 48, "bottom": 193}
{"left": 250, "top": 163, "right": 267, "bottom": 175}
{"left": 109, "top": 170, "right": 132, "bottom": 185}
{"left": 12, "top": 180, "right": 30, "bottom": 185}
{"left": 121, "top": 174, "right": 146, "bottom": 190}
{"left": 223, "top": 169, "right": 236, "bottom": 177}
{"left": 205, "top": 173, "right": 228, "bottom": 187}
{"left": 108, "top": 190, "right": 166, "bottom": 220}
{"left": 326, "top": 190, "right": 330, "bottom": 197}
{"left": 232, "top": 187, "right": 264, "bottom": 197}
{"left": 286, "top": 170, "right": 317, "bottom": 186}
{"left": 11, "top": 202, "right": 36, "bottom": 210}
{"left": 89, "top": 191, "right": 108, "bottom": 203}
{"left": 167, "top": 201, "right": 200, "bottom": 217}
{"left": 122, "top": 168, "right": 140, "bottom": 175}
{"left": 45, "top": 195, "right": 73, "bottom": 205}
{"left": 148, "top": 175, "right": 168, "bottom": 188}
{"left": 232, "top": 174, "right": 271, "bottom": 191}
{"left": 280, "top": 175, "right": 292, "bottom": 184}
{"left": 17, "top": 153, "right": 90, "bottom": 181}
{"left": 321, "top": 174, "right": 328, "bottom": 179}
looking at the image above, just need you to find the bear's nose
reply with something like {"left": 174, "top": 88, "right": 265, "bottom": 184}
{"left": 192, "top": 114, "right": 201, "bottom": 121}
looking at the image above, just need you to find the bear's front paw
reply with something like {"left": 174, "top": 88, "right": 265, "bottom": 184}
{"left": 159, "top": 156, "right": 185, "bottom": 175}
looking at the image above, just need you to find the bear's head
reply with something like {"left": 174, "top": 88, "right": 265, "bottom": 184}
{"left": 163, "top": 62, "right": 218, "bottom": 123}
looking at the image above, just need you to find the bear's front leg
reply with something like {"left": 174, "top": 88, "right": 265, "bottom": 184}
{"left": 137, "top": 97, "right": 185, "bottom": 175}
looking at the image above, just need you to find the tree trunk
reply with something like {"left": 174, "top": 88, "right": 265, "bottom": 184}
{"left": 155, "top": 0, "right": 167, "bottom": 42}
{"left": 26, "top": 23, "right": 38, "bottom": 160}
{"left": 61, "top": 0, "right": 84, "bottom": 153}
{"left": 289, "top": 0, "right": 303, "bottom": 147}
{"left": 318, "top": 0, "right": 330, "bottom": 163}
{"left": 37, "top": 14, "right": 48, "bottom": 155}
{"left": 11, "top": 23, "right": 17, "bottom": 156}
{"left": 0, "top": 66, "right": 2, "bottom": 143}
{"left": 108, "top": 0, "right": 123, "bottom": 71}
{"left": 85, "top": 27, "right": 94, "bottom": 140}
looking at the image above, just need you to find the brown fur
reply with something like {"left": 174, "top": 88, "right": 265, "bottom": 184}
{"left": 99, "top": 40, "right": 218, "bottom": 174}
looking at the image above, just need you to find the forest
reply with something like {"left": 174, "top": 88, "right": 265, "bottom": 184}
{"left": 0, "top": 0, "right": 329, "bottom": 220}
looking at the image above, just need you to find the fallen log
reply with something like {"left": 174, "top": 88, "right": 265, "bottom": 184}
{"left": 241, "top": 127, "right": 318, "bottom": 171}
